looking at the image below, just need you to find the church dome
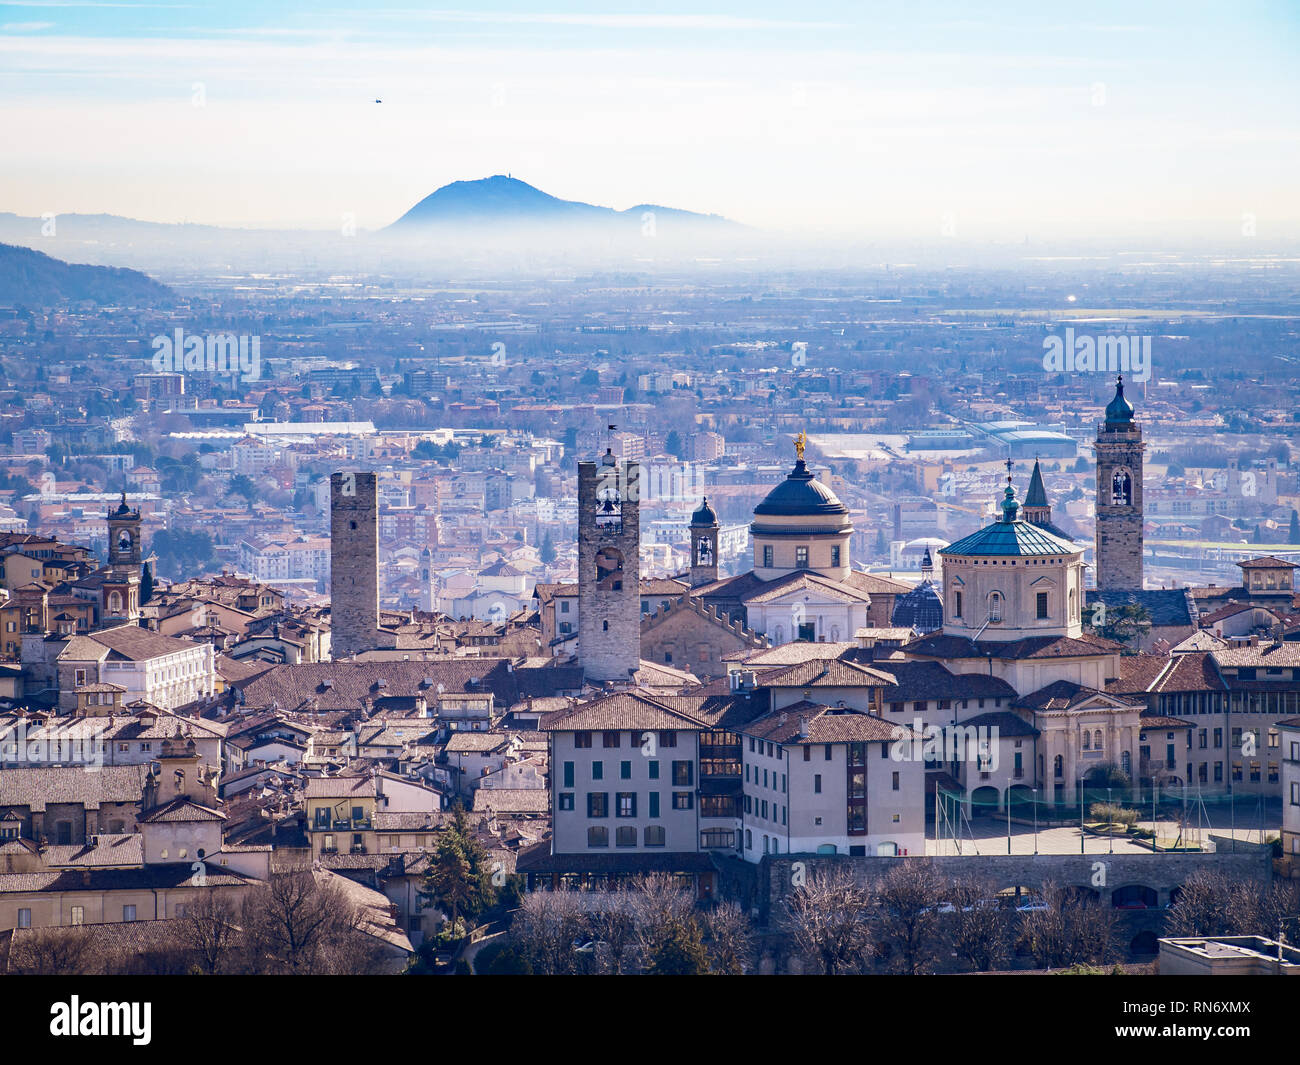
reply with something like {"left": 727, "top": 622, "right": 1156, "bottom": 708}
{"left": 1104, "top": 375, "right": 1135, "bottom": 426}
{"left": 690, "top": 497, "right": 719, "bottom": 527}
{"left": 891, "top": 578, "right": 944, "bottom": 633}
{"left": 753, "top": 459, "right": 848, "bottom": 518}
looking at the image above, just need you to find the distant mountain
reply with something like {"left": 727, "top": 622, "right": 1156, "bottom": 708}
{"left": 387, "top": 175, "right": 737, "bottom": 232}
{"left": 0, "top": 241, "right": 173, "bottom": 307}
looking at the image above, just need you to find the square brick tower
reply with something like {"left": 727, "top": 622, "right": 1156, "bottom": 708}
{"left": 577, "top": 450, "right": 641, "bottom": 682}
{"left": 330, "top": 470, "right": 381, "bottom": 657}
{"left": 1094, "top": 376, "right": 1146, "bottom": 591}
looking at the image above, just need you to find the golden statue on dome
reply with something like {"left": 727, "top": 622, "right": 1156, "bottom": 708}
{"left": 794, "top": 431, "right": 807, "bottom": 461}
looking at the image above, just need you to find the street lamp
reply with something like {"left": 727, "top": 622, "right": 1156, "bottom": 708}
{"left": 1107, "top": 786, "right": 1113, "bottom": 854}
{"left": 1032, "top": 787, "right": 1038, "bottom": 855}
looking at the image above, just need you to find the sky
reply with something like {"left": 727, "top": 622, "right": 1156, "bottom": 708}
{"left": 1, "top": 1, "right": 1297, "bottom": 241}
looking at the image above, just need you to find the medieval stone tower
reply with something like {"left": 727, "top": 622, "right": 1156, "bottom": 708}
{"left": 1094, "top": 376, "right": 1146, "bottom": 591}
{"left": 689, "top": 497, "right": 719, "bottom": 588}
{"left": 330, "top": 470, "right": 383, "bottom": 657}
{"left": 103, "top": 492, "right": 141, "bottom": 623}
{"left": 107, "top": 492, "right": 142, "bottom": 575}
{"left": 577, "top": 449, "right": 641, "bottom": 682}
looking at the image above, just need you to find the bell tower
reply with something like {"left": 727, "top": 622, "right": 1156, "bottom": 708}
{"left": 689, "top": 497, "right": 719, "bottom": 588}
{"left": 577, "top": 448, "right": 641, "bottom": 682}
{"left": 1094, "top": 376, "right": 1146, "bottom": 591}
{"left": 107, "top": 492, "right": 142, "bottom": 576}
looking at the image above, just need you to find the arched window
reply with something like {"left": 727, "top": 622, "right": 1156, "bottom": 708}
{"left": 1083, "top": 731, "right": 1091, "bottom": 750}
{"left": 108, "top": 591, "right": 122, "bottom": 614}
{"left": 988, "top": 592, "right": 1003, "bottom": 622}
{"left": 1054, "top": 754, "right": 1063, "bottom": 778}
{"left": 1094, "top": 730, "right": 1103, "bottom": 751}
{"left": 745, "top": 829, "right": 752, "bottom": 849}
{"left": 1111, "top": 468, "right": 1132, "bottom": 506}
{"left": 1069, "top": 587, "right": 1077, "bottom": 619}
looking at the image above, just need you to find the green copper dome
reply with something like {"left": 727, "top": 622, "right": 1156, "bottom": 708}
{"left": 1104, "top": 375, "right": 1135, "bottom": 426}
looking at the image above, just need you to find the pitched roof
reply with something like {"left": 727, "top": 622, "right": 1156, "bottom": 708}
{"left": 1013, "top": 680, "right": 1143, "bottom": 713}
{"left": 540, "top": 691, "right": 708, "bottom": 732}
{"left": 743, "top": 702, "right": 910, "bottom": 745}
{"left": 0, "top": 765, "right": 148, "bottom": 810}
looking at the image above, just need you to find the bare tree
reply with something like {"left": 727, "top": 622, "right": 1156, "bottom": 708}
{"left": 784, "top": 865, "right": 874, "bottom": 975}
{"left": 944, "top": 876, "right": 1012, "bottom": 972}
{"left": 512, "top": 889, "right": 590, "bottom": 975}
{"left": 1165, "top": 870, "right": 1232, "bottom": 938}
{"left": 240, "top": 870, "right": 367, "bottom": 974}
{"left": 6, "top": 927, "right": 97, "bottom": 975}
{"left": 700, "top": 900, "right": 754, "bottom": 975}
{"left": 872, "top": 859, "right": 945, "bottom": 974}
{"left": 1019, "top": 882, "right": 1120, "bottom": 968}
{"left": 169, "top": 891, "right": 240, "bottom": 975}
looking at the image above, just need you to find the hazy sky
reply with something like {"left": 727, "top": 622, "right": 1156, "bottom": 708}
{"left": 1, "top": 1, "right": 1297, "bottom": 240}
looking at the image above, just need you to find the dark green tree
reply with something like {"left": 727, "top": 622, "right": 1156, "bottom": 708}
{"left": 645, "top": 917, "right": 710, "bottom": 975}
{"left": 228, "top": 474, "right": 259, "bottom": 505}
{"left": 1289, "top": 510, "right": 1300, "bottom": 545}
{"left": 540, "top": 533, "right": 556, "bottom": 565}
{"left": 665, "top": 430, "right": 685, "bottom": 459}
{"left": 140, "top": 561, "right": 154, "bottom": 604}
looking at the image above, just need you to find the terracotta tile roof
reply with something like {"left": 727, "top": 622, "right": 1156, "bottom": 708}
{"left": 743, "top": 702, "right": 911, "bottom": 745}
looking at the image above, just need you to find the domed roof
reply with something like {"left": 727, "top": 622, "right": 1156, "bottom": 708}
{"left": 690, "top": 496, "right": 718, "bottom": 527}
{"left": 941, "top": 481, "right": 1078, "bottom": 558}
{"left": 753, "top": 459, "right": 848, "bottom": 518}
{"left": 891, "top": 578, "right": 944, "bottom": 633}
{"left": 1104, "top": 375, "right": 1135, "bottom": 426}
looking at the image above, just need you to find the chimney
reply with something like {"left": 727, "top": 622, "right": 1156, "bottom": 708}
{"left": 798, "top": 717, "right": 810, "bottom": 740}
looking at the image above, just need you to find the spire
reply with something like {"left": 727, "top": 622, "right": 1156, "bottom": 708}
{"left": 1025, "top": 457, "right": 1049, "bottom": 508}
{"left": 920, "top": 546, "right": 933, "bottom": 579}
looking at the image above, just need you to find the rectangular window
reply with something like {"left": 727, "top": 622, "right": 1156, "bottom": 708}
{"left": 648, "top": 760, "right": 660, "bottom": 779}
{"left": 892, "top": 771, "right": 900, "bottom": 791}
{"left": 803, "top": 746, "right": 810, "bottom": 761}
{"left": 649, "top": 792, "right": 659, "bottom": 818}
{"left": 620, "top": 760, "right": 632, "bottom": 779}
{"left": 122, "top": 905, "right": 136, "bottom": 922}
{"left": 559, "top": 793, "right": 574, "bottom": 811}
{"left": 17, "top": 908, "right": 30, "bottom": 928}
{"left": 1036, "top": 592, "right": 1048, "bottom": 619}
{"left": 795, "top": 546, "right": 809, "bottom": 569}
{"left": 574, "top": 731, "right": 592, "bottom": 748}
{"left": 616, "top": 826, "right": 637, "bottom": 847}
{"left": 587, "top": 793, "right": 608, "bottom": 818}
{"left": 563, "top": 761, "right": 574, "bottom": 788}
{"left": 673, "top": 792, "right": 693, "bottom": 810}
{"left": 763, "top": 545, "right": 773, "bottom": 567}
{"left": 617, "top": 793, "right": 636, "bottom": 818}
{"left": 592, "top": 761, "right": 603, "bottom": 781}
{"left": 955, "top": 591, "right": 962, "bottom": 619}
{"left": 814, "top": 774, "right": 822, "bottom": 794}
{"left": 672, "top": 760, "right": 693, "bottom": 786}
{"left": 659, "top": 731, "right": 677, "bottom": 749}
{"left": 831, "top": 545, "right": 841, "bottom": 567}
{"left": 603, "top": 731, "right": 621, "bottom": 748}
{"left": 70, "top": 906, "right": 84, "bottom": 926}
